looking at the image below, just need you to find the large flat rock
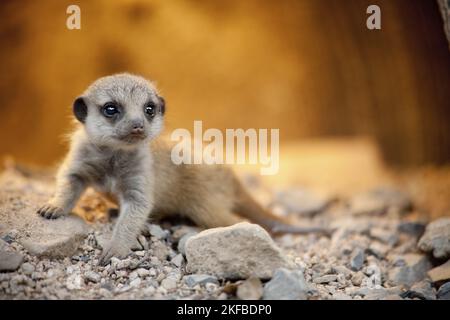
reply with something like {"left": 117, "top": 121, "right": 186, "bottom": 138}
{"left": 0, "top": 168, "right": 90, "bottom": 258}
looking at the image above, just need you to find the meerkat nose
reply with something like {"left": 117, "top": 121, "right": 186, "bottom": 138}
{"left": 130, "top": 120, "right": 144, "bottom": 134}
{"left": 131, "top": 127, "right": 144, "bottom": 134}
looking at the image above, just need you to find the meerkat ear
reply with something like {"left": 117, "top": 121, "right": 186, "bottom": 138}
{"left": 73, "top": 97, "right": 88, "bottom": 123}
{"left": 158, "top": 96, "right": 165, "bottom": 115}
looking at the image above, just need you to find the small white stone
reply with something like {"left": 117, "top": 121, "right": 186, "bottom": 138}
{"left": 66, "top": 274, "right": 83, "bottom": 290}
{"left": 129, "top": 271, "right": 139, "bottom": 281}
{"left": 161, "top": 278, "right": 177, "bottom": 290}
{"left": 130, "top": 278, "right": 141, "bottom": 288}
{"left": 148, "top": 224, "right": 168, "bottom": 240}
{"left": 85, "top": 271, "right": 101, "bottom": 283}
{"left": 137, "top": 268, "right": 150, "bottom": 277}
{"left": 171, "top": 254, "right": 184, "bottom": 267}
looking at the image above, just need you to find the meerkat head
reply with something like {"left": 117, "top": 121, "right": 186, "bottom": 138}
{"left": 73, "top": 73, "right": 165, "bottom": 149}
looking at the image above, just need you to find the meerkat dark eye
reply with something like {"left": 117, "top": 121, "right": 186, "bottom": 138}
{"left": 144, "top": 103, "right": 155, "bottom": 117}
{"left": 102, "top": 103, "right": 120, "bottom": 118}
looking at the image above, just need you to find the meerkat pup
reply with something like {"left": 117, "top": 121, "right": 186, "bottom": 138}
{"left": 37, "top": 73, "right": 329, "bottom": 265}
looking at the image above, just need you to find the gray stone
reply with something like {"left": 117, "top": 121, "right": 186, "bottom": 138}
{"left": 363, "top": 288, "right": 390, "bottom": 300}
{"left": 263, "top": 268, "right": 308, "bottom": 300}
{"left": 351, "top": 271, "right": 365, "bottom": 286}
{"left": 185, "top": 223, "right": 292, "bottom": 279}
{"left": 136, "top": 268, "right": 150, "bottom": 277}
{"left": 171, "top": 253, "right": 184, "bottom": 267}
{"left": 161, "top": 278, "right": 177, "bottom": 290}
{"left": 332, "top": 266, "right": 352, "bottom": 279}
{"left": 0, "top": 250, "right": 23, "bottom": 272}
{"left": 236, "top": 277, "right": 263, "bottom": 300}
{"left": 177, "top": 232, "right": 197, "bottom": 256}
{"left": 397, "top": 222, "right": 426, "bottom": 237}
{"left": 84, "top": 271, "right": 101, "bottom": 283}
{"left": 66, "top": 273, "right": 83, "bottom": 290}
{"left": 437, "top": 282, "right": 450, "bottom": 300}
{"left": 148, "top": 224, "right": 168, "bottom": 240}
{"left": 418, "top": 218, "right": 450, "bottom": 259}
{"left": 152, "top": 241, "right": 170, "bottom": 261}
{"left": 368, "top": 242, "right": 390, "bottom": 259}
{"left": 313, "top": 274, "right": 338, "bottom": 284}
{"left": 183, "top": 274, "right": 219, "bottom": 287}
{"left": 21, "top": 262, "right": 35, "bottom": 275}
{"left": 370, "top": 228, "right": 399, "bottom": 246}
{"left": 129, "top": 277, "right": 141, "bottom": 288}
{"left": 350, "top": 248, "right": 365, "bottom": 271}
{"left": 333, "top": 292, "right": 352, "bottom": 300}
{"left": 388, "top": 254, "right": 432, "bottom": 287}
{"left": 19, "top": 216, "right": 89, "bottom": 258}
{"left": 402, "top": 281, "right": 436, "bottom": 300}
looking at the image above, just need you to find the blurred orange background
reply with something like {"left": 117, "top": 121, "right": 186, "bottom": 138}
{"left": 0, "top": 0, "right": 449, "bottom": 199}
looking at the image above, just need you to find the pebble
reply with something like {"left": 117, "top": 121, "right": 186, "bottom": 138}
{"left": 129, "top": 277, "right": 141, "bottom": 288}
{"left": 350, "top": 248, "right": 365, "bottom": 271}
{"left": 388, "top": 254, "right": 432, "bottom": 286}
{"left": 161, "top": 278, "right": 177, "bottom": 290}
{"left": 236, "top": 277, "right": 263, "bottom": 300}
{"left": 397, "top": 221, "right": 426, "bottom": 237}
{"left": 148, "top": 224, "right": 168, "bottom": 240}
{"left": 171, "top": 254, "right": 184, "bottom": 267}
{"left": 418, "top": 218, "right": 450, "bottom": 259}
{"left": 370, "top": 228, "right": 399, "bottom": 246}
{"left": 332, "top": 266, "right": 352, "bottom": 279}
{"left": 402, "top": 280, "right": 436, "bottom": 300}
{"left": 313, "top": 274, "right": 338, "bottom": 284}
{"left": 351, "top": 272, "right": 365, "bottom": 286}
{"left": 263, "top": 268, "right": 309, "bottom": 300}
{"left": 333, "top": 292, "right": 352, "bottom": 300}
{"left": 21, "top": 262, "right": 35, "bottom": 275}
{"left": 85, "top": 271, "right": 101, "bottom": 283}
{"left": 152, "top": 241, "right": 170, "bottom": 261}
{"left": 136, "top": 268, "right": 150, "bottom": 277}
{"left": 437, "top": 282, "right": 450, "bottom": 300}
{"left": 0, "top": 250, "right": 24, "bottom": 272}
{"left": 183, "top": 274, "right": 219, "bottom": 287}
{"left": 116, "top": 259, "right": 131, "bottom": 270}
{"left": 368, "top": 242, "right": 390, "bottom": 259}
{"left": 66, "top": 274, "right": 83, "bottom": 290}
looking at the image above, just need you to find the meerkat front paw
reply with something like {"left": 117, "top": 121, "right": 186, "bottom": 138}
{"left": 37, "top": 203, "right": 66, "bottom": 219}
{"left": 99, "top": 242, "right": 131, "bottom": 266}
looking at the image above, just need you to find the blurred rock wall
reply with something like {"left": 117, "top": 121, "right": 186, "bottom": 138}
{"left": 0, "top": 0, "right": 449, "bottom": 167}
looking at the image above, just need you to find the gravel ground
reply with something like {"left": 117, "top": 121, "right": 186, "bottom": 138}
{"left": 0, "top": 165, "right": 449, "bottom": 300}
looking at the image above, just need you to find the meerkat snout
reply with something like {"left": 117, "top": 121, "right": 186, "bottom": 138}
{"left": 72, "top": 73, "right": 165, "bottom": 149}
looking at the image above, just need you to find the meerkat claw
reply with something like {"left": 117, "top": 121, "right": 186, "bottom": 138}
{"left": 99, "top": 243, "right": 130, "bottom": 266}
{"left": 37, "top": 204, "right": 65, "bottom": 219}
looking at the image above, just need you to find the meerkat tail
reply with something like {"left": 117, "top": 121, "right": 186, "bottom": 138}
{"left": 232, "top": 177, "right": 331, "bottom": 236}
